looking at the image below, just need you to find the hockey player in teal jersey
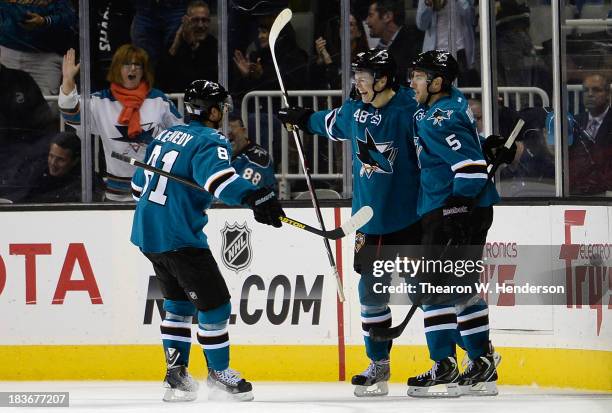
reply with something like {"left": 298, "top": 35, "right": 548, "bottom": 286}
{"left": 407, "top": 50, "right": 501, "bottom": 397}
{"left": 131, "top": 80, "right": 284, "bottom": 403}
{"left": 278, "top": 49, "right": 420, "bottom": 397}
{"left": 228, "top": 115, "right": 278, "bottom": 192}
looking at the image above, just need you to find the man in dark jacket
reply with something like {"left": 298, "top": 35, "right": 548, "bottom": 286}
{"left": 569, "top": 73, "right": 612, "bottom": 196}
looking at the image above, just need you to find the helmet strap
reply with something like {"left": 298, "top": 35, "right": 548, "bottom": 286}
{"left": 424, "top": 74, "right": 444, "bottom": 106}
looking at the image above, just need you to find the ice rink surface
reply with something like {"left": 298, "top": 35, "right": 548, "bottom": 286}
{"left": 1, "top": 381, "right": 611, "bottom": 413}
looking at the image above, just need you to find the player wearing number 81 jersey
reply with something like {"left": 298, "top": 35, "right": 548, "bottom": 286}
{"left": 130, "top": 80, "right": 285, "bottom": 403}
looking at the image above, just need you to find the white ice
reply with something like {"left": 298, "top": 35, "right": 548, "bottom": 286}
{"left": 0, "top": 381, "right": 610, "bottom": 413}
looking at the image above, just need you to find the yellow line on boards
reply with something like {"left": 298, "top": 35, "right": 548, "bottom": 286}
{"left": 1, "top": 345, "right": 610, "bottom": 391}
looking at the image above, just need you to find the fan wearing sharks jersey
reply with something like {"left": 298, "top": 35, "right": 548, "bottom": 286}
{"left": 59, "top": 45, "right": 183, "bottom": 202}
{"left": 131, "top": 80, "right": 284, "bottom": 403}
{"left": 407, "top": 50, "right": 500, "bottom": 398}
{"left": 228, "top": 115, "right": 277, "bottom": 191}
{"left": 278, "top": 49, "right": 420, "bottom": 398}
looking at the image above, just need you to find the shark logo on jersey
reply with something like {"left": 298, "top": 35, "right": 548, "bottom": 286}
{"left": 427, "top": 108, "right": 453, "bottom": 126}
{"left": 221, "top": 222, "right": 253, "bottom": 272}
{"left": 112, "top": 122, "right": 156, "bottom": 152}
{"left": 356, "top": 128, "right": 398, "bottom": 178}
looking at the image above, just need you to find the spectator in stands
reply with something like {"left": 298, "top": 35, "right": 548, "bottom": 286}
{"left": 91, "top": 0, "right": 134, "bottom": 91}
{"left": 468, "top": 97, "right": 524, "bottom": 140}
{"left": 130, "top": 0, "right": 188, "bottom": 66}
{"left": 232, "top": 15, "right": 308, "bottom": 100}
{"left": 0, "top": 0, "right": 77, "bottom": 96}
{"left": 498, "top": 106, "right": 555, "bottom": 197}
{"left": 310, "top": 12, "right": 369, "bottom": 90}
{"left": 366, "top": 0, "right": 420, "bottom": 85}
{"left": 569, "top": 73, "right": 612, "bottom": 196}
{"left": 228, "top": 0, "right": 288, "bottom": 58}
{"left": 0, "top": 50, "right": 56, "bottom": 202}
{"left": 23, "top": 132, "right": 103, "bottom": 203}
{"left": 228, "top": 115, "right": 277, "bottom": 191}
{"left": 496, "top": 0, "right": 550, "bottom": 102}
{"left": 58, "top": 44, "right": 183, "bottom": 202}
{"left": 157, "top": 0, "right": 218, "bottom": 93}
{"left": 416, "top": 0, "right": 478, "bottom": 86}
{"left": 468, "top": 98, "right": 484, "bottom": 135}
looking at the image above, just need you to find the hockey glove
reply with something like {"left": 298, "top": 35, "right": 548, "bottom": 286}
{"left": 242, "top": 188, "right": 285, "bottom": 228}
{"left": 277, "top": 106, "right": 314, "bottom": 132}
{"left": 483, "top": 134, "right": 517, "bottom": 165}
{"left": 441, "top": 196, "right": 473, "bottom": 245}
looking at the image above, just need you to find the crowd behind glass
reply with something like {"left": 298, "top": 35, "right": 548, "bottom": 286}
{"left": 0, "top": 0, "right": 610, "bottom": 203}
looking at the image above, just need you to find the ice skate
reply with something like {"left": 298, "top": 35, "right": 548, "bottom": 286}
{"left": 458, "top": 353, "right": 499, "bottom": 396}
{"left": 351, "top": 359, "right": 390, "bottom": 397}
{"left": 207, "top": 368, "right": 254, "bottom": 401}
{"left": 407, "top": 356, "right": 461, "bottom": 398}
{"left": 162, "top": 365, "right": 199, "bottom": 402}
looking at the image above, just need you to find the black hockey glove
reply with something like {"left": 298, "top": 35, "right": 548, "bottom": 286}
{"left": 277, "top": 106, "right": 314, "bottom": 132}
{"left": 242, "top": 188, "right": 285, "bottom": 228}
{"left": 483, "top": 134, "right": 517, "bottom": 165}
{"left": 441, "top": 196, "right": 473, "bottom": 245}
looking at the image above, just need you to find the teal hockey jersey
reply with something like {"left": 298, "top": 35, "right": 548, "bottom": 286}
{"left": 231, "top": 142, "right": 277, "bottom": 191}
{"left": 131, "top": 121, "right": 257, "bottom": 253}
{"left": 307, "top": 87, "right": 420, "bottom": 235}
{"left": 412, "top": 86, "right": 499, "bottom": 215}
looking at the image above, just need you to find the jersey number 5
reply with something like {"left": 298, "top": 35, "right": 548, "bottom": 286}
{"left": 142, "top": 145, "right": 179, "bottom": 205}
{"left": 445, "top": 134, "right": 462, "bottom": 151}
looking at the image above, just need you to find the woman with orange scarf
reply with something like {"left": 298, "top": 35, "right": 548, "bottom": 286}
{"left": 58, "top": 44, "right": 183, "bottom": 201}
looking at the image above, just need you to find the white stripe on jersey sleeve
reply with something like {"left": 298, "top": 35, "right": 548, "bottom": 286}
{"left": 324, "top": 108, "right": 342, "bottom": 141}
{"left": 451, "top": 159, "right": 487, "bottom": 172}
{"left": 214, "top": 173, "right": 240, "bottom": 198}
{"left": 204, "top": 167, "right": 236, "bottom": 192}
{"left": 455, "top": 173, "right": 488, "bottom": 179}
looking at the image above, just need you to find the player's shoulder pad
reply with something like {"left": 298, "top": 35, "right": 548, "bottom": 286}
{"left": 244, "top": 143, "right": 271, "bottom": 168}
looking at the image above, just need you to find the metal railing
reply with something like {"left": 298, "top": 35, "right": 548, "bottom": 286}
{"left": 240, "top": 90, "right": 345, "bottom": 198}
{"left": 44, "top": 85, "right": 566, "bottom": 199}
{"left": 460, "top": 86, "right": 550, "bottom": 111}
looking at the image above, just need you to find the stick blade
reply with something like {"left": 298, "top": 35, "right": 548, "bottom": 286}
{"left": 341, "top": 206, "right": 373, "bottom": 236}
{"left": 505, "top": 118, "right": 524, "bottom": 149}
{"left": 269, "top": 8, "right": 292, "bottom": 49}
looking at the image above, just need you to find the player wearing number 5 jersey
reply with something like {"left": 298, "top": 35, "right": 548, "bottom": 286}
{"left": 130, "top": 80, "right": 284, "bottom": 403}
{"left": 407, "top": 50, "right": 500, "bottom": 398}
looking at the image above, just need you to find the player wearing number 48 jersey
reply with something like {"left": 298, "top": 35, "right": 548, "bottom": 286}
{"left": 130, "top": 80, "right": 285, "bottom": 403}
{"left": 408, "top": 50, "right": 501, "bottom": 398}
{"left": 278, "top": 49, "right": 421, "bottom": 398}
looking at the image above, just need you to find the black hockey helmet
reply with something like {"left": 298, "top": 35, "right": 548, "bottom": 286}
{"left": 411, "top": 50, "right": 459, "bottom": 89}
{"left": 184, "top": 80, "right": 233, "bottom": 118}
{"left": 352, "top": 48, "right": 397, "bottom": 89}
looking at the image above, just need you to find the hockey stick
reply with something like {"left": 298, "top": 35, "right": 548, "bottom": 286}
{"left": 369, "top": 119, "right": 525, "bottom": 342}
{"left": 269, "top": 8, "right": 346, "bottom": 302}
{"left": 111, "top": 151, "right": 372, "bottom": 240}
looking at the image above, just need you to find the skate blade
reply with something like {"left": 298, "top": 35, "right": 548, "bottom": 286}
{"left": 207, "top": 385, "right": 254, "bottom": 402}
{"left": 162, "top": 388, "right": 198, "bottom": 402}
{"left": 407, "top": 382, "right": 461, "bottom": 398}
{"left": 460, "top": 381, "right": 498, "bottom": 396}
{"left": 354, "top": 381, "right": 389, "bottom": 397}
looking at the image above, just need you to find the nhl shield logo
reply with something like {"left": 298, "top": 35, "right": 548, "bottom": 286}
{"left": 221, "top": 222, "right": 253, "bottom": 271}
